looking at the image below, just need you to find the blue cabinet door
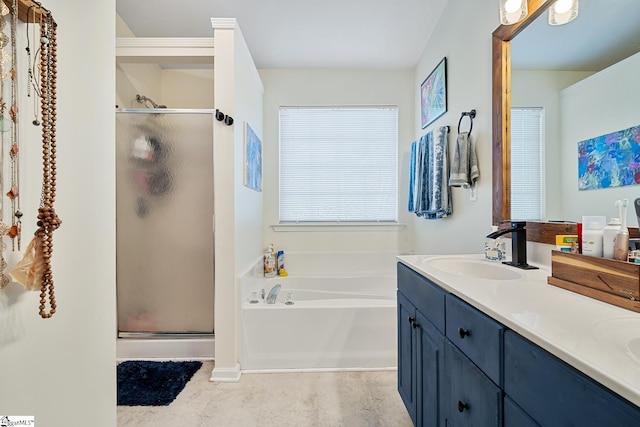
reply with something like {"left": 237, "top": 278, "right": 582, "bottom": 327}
{"left": 504, "top": 396, "right": 538, "bottom": 427}
{"left": 504, "top": 331, "right": 640, "bottom": 426}
{"left": 416, "top": 309, "right": 444, "bottom": 427}
{"left": 398, "top": 291, "right": 417, "bottom": 425}
{"left": 443, "top": 340, "right": 502, "bottom": 427}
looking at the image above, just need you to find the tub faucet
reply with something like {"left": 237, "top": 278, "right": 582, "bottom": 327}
{"left": 486, "top": 221, "right": 538, "bottom": 270}
{"left": 266, "top": 284, "right": 281, "bottom": 304}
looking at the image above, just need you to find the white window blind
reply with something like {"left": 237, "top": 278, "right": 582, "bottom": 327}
{"left": 279, "top": 106, "right": 398, "bottom": 223}
{"left": 510, "top": 107, "right": 544, "bottom": 220}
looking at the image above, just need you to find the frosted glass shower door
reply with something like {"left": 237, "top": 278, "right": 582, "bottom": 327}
{"left": 116, "top": 110, "right": 214, "bottom": 335}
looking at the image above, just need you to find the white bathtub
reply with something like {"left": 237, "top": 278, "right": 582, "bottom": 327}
{"left": 239, "top": 252, "right": 398, "bottom": 371}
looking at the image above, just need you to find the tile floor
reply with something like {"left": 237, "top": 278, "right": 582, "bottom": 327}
{"left": 117, "top": 361, "right": 413, "bottom": 426}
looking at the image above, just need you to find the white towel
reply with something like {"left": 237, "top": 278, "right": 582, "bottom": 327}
{"left": 449, "top": 132, "right": 479, "bottom": 188}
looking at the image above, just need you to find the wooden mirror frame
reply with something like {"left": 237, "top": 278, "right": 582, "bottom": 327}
{"left": 492, "top": 0, "right": 639, "bottom": 244}
{"left": 492, "top": 0, "right": 576, "bottom": 244}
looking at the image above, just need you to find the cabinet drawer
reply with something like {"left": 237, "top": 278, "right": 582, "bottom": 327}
{"left": 443, "top": 340, "right": 502, "bottom": 427}
{"left": 397, "top": 263, "right": 446, "bottom": 333}
{"left": 445, "top": 294, "right": 504, "bottom": 386}
{"left": 504, "top": 331, "right": 640, "bottom": 426}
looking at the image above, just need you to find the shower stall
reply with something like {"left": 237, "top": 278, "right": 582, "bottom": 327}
{"left": 115, "top": 109, "right": 215, "bottom": 360}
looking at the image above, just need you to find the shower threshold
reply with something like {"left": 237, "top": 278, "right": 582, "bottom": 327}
{"left": 117, "top": 333, "right": 215, "bottom": 361}
{"left": 118, "top": 332, "right": 214, "bottom": 339}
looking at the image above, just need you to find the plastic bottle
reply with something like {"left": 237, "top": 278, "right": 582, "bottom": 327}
{"left": 277, "top": 250, "right": 286, "bottom": 276}
{"left": 581, "top": 221, "right": 604, "bottom": 257}
{"left": 602, "top": 218, "right": 621, "bottom": 259}
{"left": 263, "top": 244, "right": 277, "bottom": 278}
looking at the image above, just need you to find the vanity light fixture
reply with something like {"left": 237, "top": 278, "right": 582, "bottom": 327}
{"left": 499, "top": 0, "right": 528, "bottom": 25}
{"left": 548, "top": 0, "right": 579, "bottom": 25}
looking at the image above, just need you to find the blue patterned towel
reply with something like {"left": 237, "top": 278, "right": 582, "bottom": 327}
{"left": 410, "top": 126, "right": 451, "bottom": 219}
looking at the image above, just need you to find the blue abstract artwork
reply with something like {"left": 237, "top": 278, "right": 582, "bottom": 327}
{"left": 244, "top": 122, "right": 262, "bottom": 191}
{"left": 578, "top": 124, "right": 640, "bottom": 191}
{"left": 421, "top": 57, "right": 447, "bottom": 129}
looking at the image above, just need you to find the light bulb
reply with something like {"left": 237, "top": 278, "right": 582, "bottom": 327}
{"left": 554, "top": 0, "right": 572, "bottom": 14}
{"left": 504, "top": 0, "right": 523, "bottom": 13}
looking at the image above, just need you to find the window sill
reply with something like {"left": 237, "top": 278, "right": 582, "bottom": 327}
{"left": 271, "top": 223, "right": 406, "bottom": 232}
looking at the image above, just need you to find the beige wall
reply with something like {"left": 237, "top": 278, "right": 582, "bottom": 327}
{"left": 259, "top": 68, "right": 414, "bottom": 253}
{"left": 0, "top": 2, "right": 117, "bottom": 424}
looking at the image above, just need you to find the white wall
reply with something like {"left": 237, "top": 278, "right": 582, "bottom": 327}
{"left": 410, "top": 0, "right": 498, "bottom": 255}
{"left": 558, "top": 52, "right": 640, "bottom": 225}
{"left": 211, "top": 21, "right": 264, "bottom": 380}
{"left": 0, "top": 2, "right": 117, "bottom": 425}
{"left": 259, "top": 68, "right": 414, "bottom": 253}
{"left": 512, "top": 70, "right": 593, "bottom": 220}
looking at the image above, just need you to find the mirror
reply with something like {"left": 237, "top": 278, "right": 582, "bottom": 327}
{"left": 492, "top": 0, "right": 640, "bottom": 243}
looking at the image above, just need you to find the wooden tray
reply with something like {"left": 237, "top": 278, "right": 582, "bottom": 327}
{"left": 548, "top": 250, "right": 640, "bottom": 313}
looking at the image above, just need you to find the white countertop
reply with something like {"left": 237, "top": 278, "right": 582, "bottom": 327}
{"left": 397, "top": 253, "right": 640, "bottom": 407}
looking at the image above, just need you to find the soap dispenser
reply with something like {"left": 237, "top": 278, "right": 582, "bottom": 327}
{"left": 485, "top": 226, "right": 506, "bottom": 261}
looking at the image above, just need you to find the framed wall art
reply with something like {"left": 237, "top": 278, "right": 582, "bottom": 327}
{"left": 421, "top": 57, "right": 447, "bottom": 129}
{"left": 578, "top": 124, "right": 640, "bottom": 190}
{"left": 244, "top": 122, "right": 262, "bottom": 191}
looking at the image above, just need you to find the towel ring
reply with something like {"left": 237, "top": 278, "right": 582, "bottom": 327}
{"left": 458, "top": 109, "right": 476, "bottom": 135}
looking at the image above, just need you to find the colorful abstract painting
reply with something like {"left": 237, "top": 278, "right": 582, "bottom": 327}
{"left": 244, "top": 122, "right": 262, "bottom": 191}
{"left": 578, "top": 124, "right": 640, "bottom": 190}
{"left": 421, "top": 57, "right": 447, "bottom": 129}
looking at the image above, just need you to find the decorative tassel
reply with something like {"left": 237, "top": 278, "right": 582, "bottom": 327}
{"left": 10, "top": 233, "right": 45, "bottom": 291}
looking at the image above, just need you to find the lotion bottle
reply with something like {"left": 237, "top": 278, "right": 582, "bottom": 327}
{"left": 264, "top": 244, "right": 277, "bottom": 277}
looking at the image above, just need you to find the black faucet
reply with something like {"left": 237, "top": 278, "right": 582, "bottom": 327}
{"left": 486, "top": 221, "right": 538, "bottom": 270}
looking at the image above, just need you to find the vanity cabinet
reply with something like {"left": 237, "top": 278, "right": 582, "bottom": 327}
{"left": 397, "top": 262, "right": 640, "bottom": 427}
{"left": 397, "top": 263, "right": 445, "bottom": 427}
{"left": 504, "top": 330, "right": 640, "bottom": 426}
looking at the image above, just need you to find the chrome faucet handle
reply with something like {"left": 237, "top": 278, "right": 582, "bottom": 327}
{"left": 261, "top": 289, "right": 265, "bottom": 299}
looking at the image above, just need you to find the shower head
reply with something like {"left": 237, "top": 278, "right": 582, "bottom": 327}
{"left": 135, "top": 94, "right": 167, "bottom": 109}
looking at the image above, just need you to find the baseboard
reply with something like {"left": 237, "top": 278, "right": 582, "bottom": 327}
{"left": 210, "top": 363, "right": 241, "bottom": 382}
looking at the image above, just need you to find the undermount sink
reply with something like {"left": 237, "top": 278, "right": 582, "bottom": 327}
{"left": 592, "top": 318, "right": 640, "bottom": 365}
{"left": 424, "top": 257, "right": 523, "bottom": 281}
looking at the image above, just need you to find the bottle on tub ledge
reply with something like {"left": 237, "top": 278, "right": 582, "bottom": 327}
{"left": 264, "top": 244, "right": 277, "bottom": 278}
{"left": 277, "top": 250, "right": 288, "bottom": 276}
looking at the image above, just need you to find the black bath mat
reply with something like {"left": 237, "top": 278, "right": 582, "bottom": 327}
{"left": 117, "top": 360, "right": 203, "bottom": 406}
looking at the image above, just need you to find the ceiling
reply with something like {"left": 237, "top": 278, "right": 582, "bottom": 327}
{"left": 116, "top": 0, "right": 449, "bottom": 69}
{"left": 511, "top": 0, "right": 640, "bottom": 71}
{"left": 117, "top": 1, "right": 640, "bottom": 72}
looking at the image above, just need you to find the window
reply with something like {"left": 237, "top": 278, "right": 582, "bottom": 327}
{"left": 279, "top": 106, "right": 398, "bottom": 223}
{"left": 510, "top": 107, "right": 545, "bottom": 220}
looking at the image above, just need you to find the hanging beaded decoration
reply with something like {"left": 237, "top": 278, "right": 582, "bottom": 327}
{"left": 7, "top": 0, "right": 21, "bottom": 251}
{"left": 0, "top": 2, "right": 10, "bottom": 289}
{"left": 36, "top": 11, "right": 60, "bottom": 318}
{"left": 10, "top": 5, "right": 60, "bottom": 317}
